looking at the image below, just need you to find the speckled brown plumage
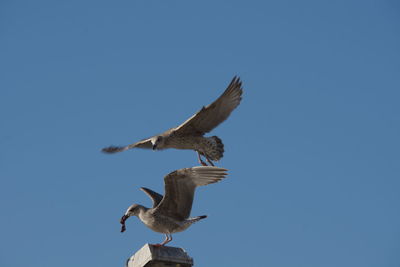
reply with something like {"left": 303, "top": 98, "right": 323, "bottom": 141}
{"left": 120, "top": 166, "right": 228, "bottom": 246}
{"left": 102, "top": 76, "right": 243, "bottom": 165}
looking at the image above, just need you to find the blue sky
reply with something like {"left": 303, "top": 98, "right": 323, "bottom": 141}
{"left": 1, "top": 0, "right": 399, "bottom": 266}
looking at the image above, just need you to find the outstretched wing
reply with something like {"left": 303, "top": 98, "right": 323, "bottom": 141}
{"left": 140, "top": 187, "right": 164, "bottom": 208}
{"left": 173, "top": 76, "right": 243, "bottom": 136}
{"left": 154, "top": 166, "right": 228, "bottom": 220}
{"left": 101, "top": 137, "right": 154, "bottom": 153}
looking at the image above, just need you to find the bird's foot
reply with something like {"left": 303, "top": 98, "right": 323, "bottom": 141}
{"left": 152, "top": 234, "right": 172, "bottom": 247}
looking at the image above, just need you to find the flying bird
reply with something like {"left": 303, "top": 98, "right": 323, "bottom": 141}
{"left": 120, "top": 166, "right": 228, "bottom": 246}
{"left": 102, "top": 76, "right": 243, "bottom": 166}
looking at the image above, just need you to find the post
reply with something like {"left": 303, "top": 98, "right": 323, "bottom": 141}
{"left": 125, "top": 244, "right": 194, "bottom": 267}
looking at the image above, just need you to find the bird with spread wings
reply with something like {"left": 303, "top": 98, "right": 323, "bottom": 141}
{"left": 102, "top": 76, "right": 243, "bottom": 166}
{"left": 120, "top": 166, "right": 228, "bottom": 246}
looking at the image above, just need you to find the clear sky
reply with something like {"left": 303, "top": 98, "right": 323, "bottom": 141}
{"left": 1, "top": 1, "right": 399, "bottom": 266}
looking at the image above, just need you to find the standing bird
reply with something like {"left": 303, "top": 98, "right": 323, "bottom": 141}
{"left": 120, "top": 166, "right": 228, "bottom": 246}
{"left": 102, "top": 76, "right": 243, "bottom": 166}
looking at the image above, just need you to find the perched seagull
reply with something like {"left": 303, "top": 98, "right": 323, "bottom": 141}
{"left": 120, "top": 166, "right": 228, "bottom": 247}
{"left": 102, "top": 76, "right": 243, "bottom": 166}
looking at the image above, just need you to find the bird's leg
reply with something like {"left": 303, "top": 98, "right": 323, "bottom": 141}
{"left": 197, "top": 151, "right": 208, "bottom": 166}
{"left": 152, "top": 234, "right": 169, "bottom": 247}
{"left": 164, "top": 234, "right": 172, "bottom": 245}
{"left": 160, "top": 234, "right": 170, "bottom": 246}
{"left": 205, "top": 156, "right": 215, "bottom": 166}
{"left": 153, "top": 234, "right": 172, "bottom": 247}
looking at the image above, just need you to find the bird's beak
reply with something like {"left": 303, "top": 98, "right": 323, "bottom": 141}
{"left": 120, "top": 214, "right": 129, "bottom": 233}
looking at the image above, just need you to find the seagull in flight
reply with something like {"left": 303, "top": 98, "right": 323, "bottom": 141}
{"left": 102, "top": 76, "right": 243, "bottom": 166}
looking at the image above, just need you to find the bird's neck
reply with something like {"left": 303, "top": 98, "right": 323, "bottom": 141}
{"left": 136, "top": 205, "right": 149, "bottom": 219}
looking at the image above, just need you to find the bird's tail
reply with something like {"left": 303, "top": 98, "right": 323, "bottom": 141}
{"left": 181, "top": 215, "right": 207, "bottom": 229}
{"left": 208, "top": 136, "right": 224, "bottom": 161}
{"left": 197, "top": 215, "right": 207, "bottom": 220}
{"left": 187, "top": 215, "right": 207, "bottom": 224}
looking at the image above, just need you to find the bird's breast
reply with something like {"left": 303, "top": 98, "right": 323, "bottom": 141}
{"left": 138, "top": 212, "right": 182, "bottom": 234}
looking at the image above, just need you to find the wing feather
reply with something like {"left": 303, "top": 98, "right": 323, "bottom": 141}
{"left": 140, "top": 187, "right": 163, "bottom": 208}
{"left": 101, "top": 137, "right": 154, "bottom": 153}
{"left": 173, "top": 76, "right": 243, "bottom": 136}
{"left": 154, "top": 166, "right": 228, "bottom": 220}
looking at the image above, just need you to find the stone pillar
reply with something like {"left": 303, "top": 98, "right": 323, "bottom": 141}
{"left": 126, "top": 244, "right": 194, "bottom": 267}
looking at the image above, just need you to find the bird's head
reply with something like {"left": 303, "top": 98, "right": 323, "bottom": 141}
{"left": 120, "top": 204, "right": 141, "bottom": 233}
{"left": 151, "top": 136, "right": 164, "bottom": 150}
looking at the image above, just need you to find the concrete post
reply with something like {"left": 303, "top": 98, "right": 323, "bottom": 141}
{"left": 126, "top": 244, "right": 194, "bottom": 267}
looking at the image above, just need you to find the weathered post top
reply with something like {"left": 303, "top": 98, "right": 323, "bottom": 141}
{"left": 126, "top": 244, "right": 194, "bottom": 267}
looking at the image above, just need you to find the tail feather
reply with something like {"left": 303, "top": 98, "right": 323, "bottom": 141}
{"left": 208, "top": 136, "right": 224, "bottom": 161}
{"left": 189, "top": 215, "right": 207, "bottom": 223}
{"left": 213, "top": 136, "right": 224, "bottom": 153}
{"left": 182, "top": 215, "right": 207, "bottom": 227}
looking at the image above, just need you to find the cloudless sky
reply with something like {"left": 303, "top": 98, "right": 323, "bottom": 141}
{"left": 1, "top": 0, "right": 400, "bottom": 266}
